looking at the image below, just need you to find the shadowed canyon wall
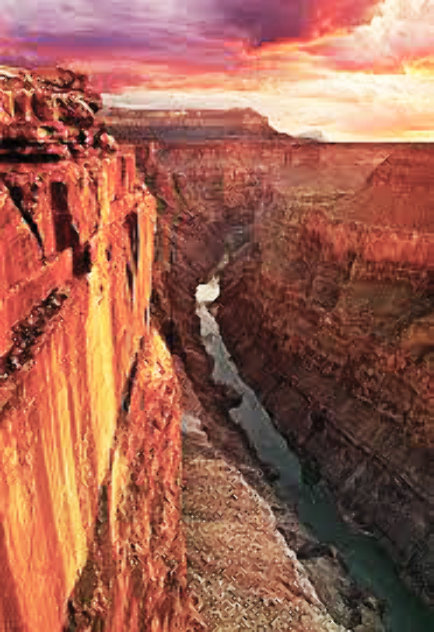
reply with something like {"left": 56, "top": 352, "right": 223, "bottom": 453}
{"left": 217, "top": 147, "right": 434, "bottom": 605}
{"left": 0, "top": 69, "right": 194, "bottom": 631}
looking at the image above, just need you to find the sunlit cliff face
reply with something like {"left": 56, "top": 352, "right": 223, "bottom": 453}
{"left": 2, "top": 0, "right": 434, "bottom": 140}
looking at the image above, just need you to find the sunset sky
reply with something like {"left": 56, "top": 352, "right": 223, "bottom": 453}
{"left": 1, "top": 1, "right": 434, "bottom": 140}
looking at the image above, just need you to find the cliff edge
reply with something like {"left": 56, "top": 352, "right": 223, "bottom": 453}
{"left": 0, "top": 67, "right": 195, "bottom": 631}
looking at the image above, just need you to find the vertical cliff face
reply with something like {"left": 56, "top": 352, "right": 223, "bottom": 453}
{"left": 0, "top": 68, "right": 193, "bottom": 631}
{"left": 66, "top": 330, "right": 190, "bottom": 631}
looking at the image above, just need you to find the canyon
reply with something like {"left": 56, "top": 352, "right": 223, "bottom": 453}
{"left": 0, "top": 64, "right": 433, "bottom": 631}
{"left": 108, "top": 108, "right": 434, "bottom": 628}
{"left": 216, "top": 146, "right": 434, "bottom": 604}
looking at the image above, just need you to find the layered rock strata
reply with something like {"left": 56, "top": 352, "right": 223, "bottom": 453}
{"left": 109, "top": 114, "right": 433, "bottom": 613}
{"left": 106, "top": 107, "right": 280, "bottom": 141}
{"left": 217, "top": 148, "right": 434, "bottom": 604}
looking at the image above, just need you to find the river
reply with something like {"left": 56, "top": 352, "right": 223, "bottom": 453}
{"left": 196, "top": 276, "right": 434, "bottom": 632}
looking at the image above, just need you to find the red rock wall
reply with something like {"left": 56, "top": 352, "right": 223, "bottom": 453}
{"left": 303, "top": 211, "right": 434, "bottom": 270}
{"left": 217, "top": 203, "right": 434, "bottom": 603}
{"left": 66, "top": 328, "right": 192, "bottom": 631}
{"left": 0, "top": 149, "right": 193, "bottom": 630}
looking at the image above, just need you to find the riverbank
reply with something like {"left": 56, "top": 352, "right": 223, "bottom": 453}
{"left": 189, "top": 281, "right": 389, "bottom": 630}
{"left": 176, "top": 355, "right": 353, "bottom": 631}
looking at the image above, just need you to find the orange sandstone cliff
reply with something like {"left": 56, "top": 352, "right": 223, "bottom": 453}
{"left": 0, "top": 68, "right": 194, "bottom": 631}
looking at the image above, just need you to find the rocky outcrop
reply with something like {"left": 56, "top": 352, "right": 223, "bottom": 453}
{"left": 0, "top": 68, "right": 194, "bottom": 631}
{"left": 217, "top": 148, "right": 434, "bottom": 605}
{"left": 0, "top": 66, "right": 116, "bottom": 160}
{"left": 65, "top": 330, "right": 194, "bottom": 631}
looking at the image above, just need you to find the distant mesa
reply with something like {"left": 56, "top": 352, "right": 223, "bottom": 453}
{"left": 104, "top": 106, "right": 288, "bottom": 141}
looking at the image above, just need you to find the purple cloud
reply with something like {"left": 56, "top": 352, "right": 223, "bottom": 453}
{"left": 3, "top": 0, "right": 309, "bottom": 48}
{"left": 215, "top": 0, "right": 308, "bottom": 44}
{"left": 0, "top": 0, "right": 382, "bottom": 72}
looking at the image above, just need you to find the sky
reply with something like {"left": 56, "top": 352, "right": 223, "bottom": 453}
{"left": 1, "top": 0, "right": 434, "bottom": 140}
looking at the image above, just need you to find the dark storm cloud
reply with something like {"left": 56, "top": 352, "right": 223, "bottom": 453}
{"left": 215, "top": 0, "right": 309, "bottom": 44}
{"left": 4, "top": 1, "right": 311, "bottom": 49}
{"left": 1, "top": 0, "right": 382, "bottom": 71}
